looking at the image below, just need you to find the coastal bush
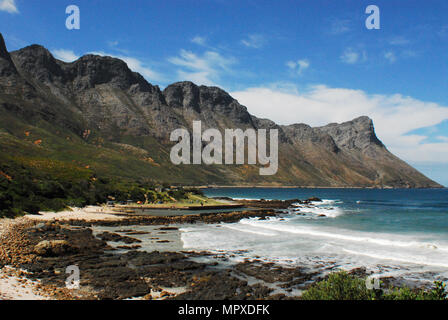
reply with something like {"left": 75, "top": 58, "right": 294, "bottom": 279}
{"left": 168, "top": 187, "right": 187, "bottom": 200}
{"left": 382, "top": 281, "right": 447, "bottom": 300}
{"left": 430, "top": 281, "right": 448, "bottom": 300}
{"left": 0, "top": 158, "right": 202, "bottom": 217}
{"left": 186, "top": 188, "right": 204, "bottom": 196}
{"left": 300, "top": 271, "right": 377, "bottom": 300}
{"left": 301, "top": 271, "right": 447, "bottom": 300}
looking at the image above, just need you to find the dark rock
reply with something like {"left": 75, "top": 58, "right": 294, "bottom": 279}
{"left": 97, "top": 231, "right": 141, "bottom": 244}
{"left": 0, "top": 33, "right": 18, "bottom": 77}
{"left": 34, "top": 240, "right": 77, "bottom": 256}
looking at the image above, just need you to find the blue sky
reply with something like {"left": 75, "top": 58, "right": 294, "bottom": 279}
{"left": 1, "top": 0, "right": 447, "bottom": 185}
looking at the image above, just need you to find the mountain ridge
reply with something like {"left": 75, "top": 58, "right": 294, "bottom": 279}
{"left": 0, "top": 34, "right": 443, "bottom": 188}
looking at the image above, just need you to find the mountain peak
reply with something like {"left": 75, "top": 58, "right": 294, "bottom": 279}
{"left": 349, "top": 116, "right": 375, "bottom": 129}
{"left": 16, "top": 44, "right": 52, "bottom": 55}
{"left": 352, "top": 115, "right": 372, "bottom": 123}
{"left": 318, "top": 115, "right": 384, "bottom": 152}
{"left": 163, "top": 81, "right": 201, "bottom": 110}
{"left": 66, "top": 54, "right": 154, "bottom": 90}
{"left": 0, "top": 33, "right": 9, "bottom": 59}
{"left": 11, "top": 44, "right": 59, "bottom": 69}
{"left": 10, "top": 46, "right": 156, "bottom": 92}
{"left": 163, "top": 81, "right": 253, "bottom": 125}
{"left": 163, "top": 81, "right": 236, "bottom": 110}
{"left": 0, "top": 33, "right": 19, "bottom": 78}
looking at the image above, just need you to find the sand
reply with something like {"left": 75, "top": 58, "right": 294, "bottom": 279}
{"left": 1, "top": 207, "right": 124, "bottom": 300}
{"left": 24, "top": 206, "right": 126, "bottom": 222}
{"left": 0, "top": 266, "right": 48, "bottom": 300}
{"left": 0, "top": 219, "right": 49, "bottom": 300}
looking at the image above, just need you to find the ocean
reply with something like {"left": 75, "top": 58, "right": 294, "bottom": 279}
{"left": 180, "top": 188, "right": 448, "bottom": 286}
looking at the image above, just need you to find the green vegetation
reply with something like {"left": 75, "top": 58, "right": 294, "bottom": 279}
{"left": 0, "top": 149, "right": 211, "bottom": 217}
{"left": 134, "top": 192, "right": 225, "bottom": 209}
{"left": 301, "top": 270, "right": 447, "bottom": 300}
{"left": 0, "top": 111, "right": 220, "bottom": 218}
{"left": 301, "top": 271, "right": 377, "bottom": 300}
{"left": 382, "top": 281, "right": 447, "bottom": 300}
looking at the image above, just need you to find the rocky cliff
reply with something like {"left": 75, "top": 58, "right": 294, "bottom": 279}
{"left": 0, "top": 34, "right": 442, "bottom": 187}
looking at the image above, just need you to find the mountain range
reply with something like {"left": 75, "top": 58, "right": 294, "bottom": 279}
{"left": 0, "top": 33, "right": 442, "bottom": 188}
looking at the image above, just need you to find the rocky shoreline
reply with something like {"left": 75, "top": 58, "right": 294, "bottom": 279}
{"left": 0, "top": 221, "right": 329, "bottom": 300}
{"left": 0, "top": 198, "right": 432, "bottom": 300}
{"left": 65, "top": 208, "right": 278, "bottom": 228}
{"left": 0, "top": 199, "right": 320, "bottom": 299}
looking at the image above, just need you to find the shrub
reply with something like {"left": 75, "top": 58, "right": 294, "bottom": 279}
{"left": 429, "top": 281, "right": 448, "bottom": 300}
{"left": 301, "top": 270, "right": 447, "bottom": 301}
{"left": 301, "top": 271, "right": 376, "bottom": 300}
{"left": 383, "top": 281, "right": 448, "bottom": 300}
{"left": 168, "top": 188, "right": 187, "bottom": 200}
{"left": 186, "top": 188, "right": 204, "bottom": 196}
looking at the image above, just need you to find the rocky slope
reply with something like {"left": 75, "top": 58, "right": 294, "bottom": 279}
{"left": 0, "top": 33, "right": 442, "bottom": 188}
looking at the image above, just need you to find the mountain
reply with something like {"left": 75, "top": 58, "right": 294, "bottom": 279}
{"left": 0, "top": 33, "right": 442, "bottom": 188}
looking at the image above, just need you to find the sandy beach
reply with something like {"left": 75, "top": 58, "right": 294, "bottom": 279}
{"left": 0, "top": 218, "right": 47, "bottom": 300}
{"left": 0, "top": 200, "right": 311, "bottom": 300}
{"left": 0, "top": 266, "right": 48, "bottom": 300}
{"left": 0, "top": 208, "right": 123, "bottom": 300}
{"left": 24, "top": 206, "right": 126, "bottom": 222}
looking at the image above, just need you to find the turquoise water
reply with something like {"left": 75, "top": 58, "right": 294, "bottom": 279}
{"left": 204, "top": 188, "right": 448, "bottom": 236}
{"left": 179, "top": 188, "right": 448, "bottom": 284}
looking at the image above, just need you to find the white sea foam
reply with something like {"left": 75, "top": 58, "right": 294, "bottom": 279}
{"left": 222, "top": 223, "right": 278, "bottom": 237}
{"left": 290, "top": 199, "right": 347, "bottom": 218}
{"left": 297, "top": 206, "right": 346, "bottom": 218}
{"left": 180, "top": 221, "right": 448, "bottom": 282}
{"left": 179, "top": 192, "right": 448, "bottom": 284}
{"left": 314, "top": 199, "right": 341, "bottom": 206}
{"left": 239, "top": 219, "right": 448, "bottom": 251}
{"left": 342, "top": 248, "right": 448, "bottom": 268}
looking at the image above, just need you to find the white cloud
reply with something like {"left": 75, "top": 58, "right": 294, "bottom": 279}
{"left": 437, "top": 136, "right": 448, "bottom": 142}
{"left": 168, "top": 49, "right": 236, "bottom": 86}
{"left": 402, "top": 50, "right": 418, "bottom": 58}
{"left": 91, "top": 51, "right": 165, "bottom": 82}
{"left": 388, "top": 36, "right": 410, "bottom": 46}
{"left": 52, "top": 49, "right": 79, "bottom": 62}
{"left": 329, "top": 19, "right": 351, "bottom": 35}
{"left": 191, "top": 36, "right": 206, "bottom": 46}
{"left": 286, "top": 59, "right": 310, "bottom": 76}
{"left": 241, "top": 34, "right": 266, "bottom": 49}
{"left": 231, "top": 84, "right": 448, "bottom": 164}
{"left": 392, "top": 142, "right": 448, "bottom": 163}
{"left": 384, "top": 51, "right": 396, "bottom": 63}
{"left": 0, "top": 0, "right": 18, "bottom": 13}
{"left": 340, "top": 48, "right": 365, "bottom": 64}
